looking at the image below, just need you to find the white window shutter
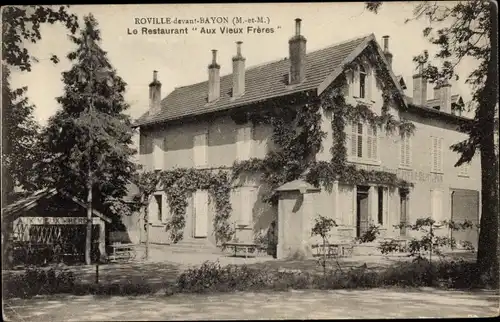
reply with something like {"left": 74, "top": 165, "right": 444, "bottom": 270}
{"left": 439, "top": 138, "right": 443, "bottom": 172}
{"left": 239, "top": 187, "right": 255, "bottom": 226}
{"left": 350, "top": 123, "right": 357, "bottom": 157}
{"left": 431, "top": 137, "right": 438, "bottom": 172}
{"left": 372, "top": 127, "right": 378, "bottom": 160}
{"left": 194, "top": 190, "right": 209, "bottom": 237}
{"left": 194, "top": 133, "right": 208, "bottom": 168}
{"left": 430, "top": 189, "right": 443, "bottom": 222}
{"left": 153, "top": 137, "right": 163, "bottom": 170}
{"left": 366, "top": 126, "right": 373, "bottom": 159}
{"left": 405, "top": 136, "right": 411, "bottom": 167}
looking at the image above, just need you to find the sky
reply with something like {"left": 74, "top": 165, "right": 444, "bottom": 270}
{"left": 10, "top": 2, "right": 478, "bottom": 127}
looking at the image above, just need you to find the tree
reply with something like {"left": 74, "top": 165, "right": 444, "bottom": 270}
{"left": 311, "top": 214, "right": 337, "bottom": 276}
{"left": 37, "top": 14, "right": 137, "bottom": 264}
{"left": 1, "top": 5, "right": 78, "bottom": 205}
{"left": 366, "top": 0, "right": 499, "bottom": 285}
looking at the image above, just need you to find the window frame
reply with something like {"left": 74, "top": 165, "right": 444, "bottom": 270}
{"left": 193, "top": 131, "right": 208, "bottom": 169}
{"left": 431, "top": 136, "right": 444, "bottom": 173}
{"left": 348, "top": 122, "right": 380, "bottom": 164}
{"left": 399, "top": 134, "right": 412, "bottom": 168}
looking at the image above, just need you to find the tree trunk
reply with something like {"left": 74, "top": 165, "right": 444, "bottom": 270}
{"left": 144, "top": 196, "right": 149, "bottom": 261}
{"left": 85, "top": 172, "right": 92, "bottom": 265}
{"left": 476, "top": 1, "right": 499, "bottom": 286}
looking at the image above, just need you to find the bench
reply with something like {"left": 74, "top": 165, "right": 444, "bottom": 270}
{"left": 312, "top": 243, "right": 354, "bottom": 258}
{"left": 108, "top": 243, "right": 137, "bottom": 262}
{"left": 223, "top": 242, "right": 259, "bottom": 258}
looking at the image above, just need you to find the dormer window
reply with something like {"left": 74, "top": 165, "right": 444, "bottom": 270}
{"left": 359, "top": 65, "right": 367, "bottom": 99}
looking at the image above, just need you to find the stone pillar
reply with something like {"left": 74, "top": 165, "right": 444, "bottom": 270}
{"left": 277, "top": 195, "right": 286, "bottom": 259}
{"left": 369, "top": 186, "right": 378, "bottom": 225}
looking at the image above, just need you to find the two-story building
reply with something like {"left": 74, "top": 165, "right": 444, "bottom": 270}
{"left": 132, "top": 18, "right": 481, "bottom": 257}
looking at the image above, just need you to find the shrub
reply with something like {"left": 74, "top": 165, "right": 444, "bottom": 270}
{"left": 358, "top": 225, "right": 380, "bottom": 243}
{"left": 176, "top": 261, "right": 275, "bottom": 293}
{"left": 3, "top": 267, "right": 75, "bottom": 298}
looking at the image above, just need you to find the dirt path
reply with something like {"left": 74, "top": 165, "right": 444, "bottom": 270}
{"left": 4, "top": 288, "right": 498, "bottom": 321}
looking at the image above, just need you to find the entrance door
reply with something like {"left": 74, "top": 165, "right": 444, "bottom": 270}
{"left": 399, "top": 189, "right": 409, "bottom": 237}
{"left": 356, "top": 186, "right": 369, "bottom": 238}
{"left": 451, "top": 189, "right": 479, "bottom": 249}
{"left": 193, "top": 190, "right": 209, "bottom": 238}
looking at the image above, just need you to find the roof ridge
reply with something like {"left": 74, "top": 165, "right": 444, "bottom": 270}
{"left": 172, "top": 33, "right": 374, "bottom": 91}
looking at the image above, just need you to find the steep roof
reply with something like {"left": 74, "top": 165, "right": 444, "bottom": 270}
{"left": 136, "top": 34, "right": 376, "bottom": 127}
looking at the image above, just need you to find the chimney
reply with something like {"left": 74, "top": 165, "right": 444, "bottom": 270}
{"left": 412, "top": 63, "right": 428, "bottom": 106}
{"left": 149, "top": 70, "right": 162, "bottom": 114}
{"left": 289, "top": 18, "right": 307, "bottom": 85}
{"left": 439, "top": 78, "right": 452, "bottom": 113}
{"left": 232, "top": 41, "right": 246, "bottom": 97}
{"left": 382, "top": 35, "right": 393, "bottom": 69}
{"left": 433, "top": 81, "right": 441, "bottom": 102}
{"left": 208, "top": 49, "right": 221, "bottom": 102}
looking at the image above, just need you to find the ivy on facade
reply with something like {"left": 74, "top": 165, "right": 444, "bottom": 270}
{"left": 234, "top": 42, "right": 415, "bottom": 201}
{"left": 136, "top": 168, "right": 233, "bottom": 244}
{"left": 137, "top": 41, "right": 417, "bottom": 243}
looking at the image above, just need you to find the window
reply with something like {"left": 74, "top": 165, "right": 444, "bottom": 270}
{"left": 236, "top": 187, "right": 256, "bottom": 226}
{"left": 367, "top": 126, "right": 377, "bottom": 160}
{"left": 194, "top": 190, "right": 209, "bottom": 237}
{"left": 458, "top": 162, "right": 470, "bottom": 177}
{"left": 431, "top": 136, "right": 443, "bottom": 173}
{"left": 152, "top": 137, "right": 164, "bottom": 170}
{"left": 359, "top": 65, "right": 366, "bottom": 99}
{"left": 194, "top": 132, "right": 208, "bottom": 168}
{"left": 400, "top": 134, "right": 412, "bottom": 168}
{"left": 236, "top": 123, "right": 253, "bottom": 161}
{"left": 154, "top": 195, "right": 163, "bottom": 222}
{"left": 349, "top": 122, "right": 378, "bottom": 161}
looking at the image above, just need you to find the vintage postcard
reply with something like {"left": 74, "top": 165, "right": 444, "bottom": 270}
{"left": 2, "top": 2, "right": 499, "bottom": 321}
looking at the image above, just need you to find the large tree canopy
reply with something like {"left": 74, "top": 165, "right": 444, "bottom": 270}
{"left": 37, "top": 14, "right": 137, "bottom": 217}
{"left": 1, "top": 6, "right": 79, "bottom": 205}
{"left": 366, "top": 0, "right": 499, "bottom": 285}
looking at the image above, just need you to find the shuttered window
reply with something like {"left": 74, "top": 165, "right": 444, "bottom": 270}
{"left": 430, "top": 189, "right": 443, "bottom": 222}
{"left": 458, "top": 162, "right": 470, "bottom": 177}
{"left": 152, "top": 137, "right": 164, "bottom": 170}
{"left": 400, "top": 134, "right": 412, "bottom": 168}
{"left": 348, "top": 122, "right": 378, "bottom": 161}
{"left": 237, "top": 187, "right": 256, "bottom": 226}
{"left": 236, "top": 123, "right": 253, "bottom": 161}
{"left": 367, "top": 126, "right": 377, "bottom": 160}
{"left": 194, "top": 132, "right": 208, "bottom": 168}
{"left": 431, "top": 136, "right": 443, "bottom": 173}
{"left": 194, "top": 190, "right": 209, "bottom": 237}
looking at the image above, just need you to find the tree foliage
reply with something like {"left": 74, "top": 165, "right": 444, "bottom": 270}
{"left": 37, "top": 14, "right": 137, "bottom": 217}
{"left": 366, "top": 0, "right": 499, "bottom": 285}
{"left": 1, "top": 5, "right": 79, "bottom": 204}
{"left": 2, "top": 5, "right": 78, "bottom": 72}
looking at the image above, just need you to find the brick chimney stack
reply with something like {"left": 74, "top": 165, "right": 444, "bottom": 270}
{"left": 382, "top": 35, "right": 393, "bottom": 69}
{"left": 439, "top": 78, "right": 452, "bottom": 113}
{"left": 412, "top": 62, "right": 428, "bottom": 106}
{"left": 289, "top": 18, "right": 307, "bottom": 85}
{"left": 208, "top": 49, "right": 221, "bottom": 103}
{"left": 149, "top": 70, "right": 162, "bottom": 114}
{"left": 232, "top": 41, "right": 246, "bottom": 97}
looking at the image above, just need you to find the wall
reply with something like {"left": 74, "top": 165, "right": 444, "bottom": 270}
{"left": 314, "top": 63, "right": 481, "bottom": 241}
{"left": 139, "top": 115, "right": 277, "bottom": 245}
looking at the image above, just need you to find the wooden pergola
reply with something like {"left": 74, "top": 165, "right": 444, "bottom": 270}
{"left": 2, "top": 189, "right": 111, "bottom": 266}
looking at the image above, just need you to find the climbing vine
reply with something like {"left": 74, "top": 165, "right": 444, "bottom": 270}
{"left": 136, "top": 168, "right": 233, "bottom": 244}
{"left": 137, "top": 40, "right": 418, "bottom": 244}
{"left": 233, "top": 40, "right": 415, "bottom": 200}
